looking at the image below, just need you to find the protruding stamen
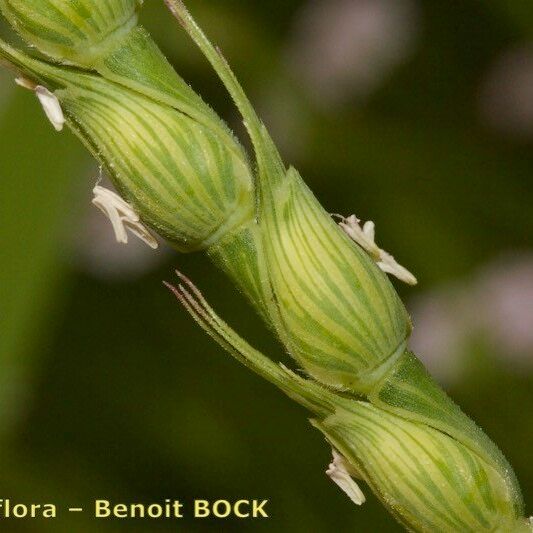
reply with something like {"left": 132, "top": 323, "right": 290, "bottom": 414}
{"left": 35, "top": 86, "right": 65, "bottom": 132}
{"left": 15, "top": 78, "right": 65, "bottom": 131}
{"left": 15, "top": 77, "right": 36, "bottom": 90}
{"left": 326, "top": 449, "right": 366, "bottom": 506}
{"left": 92, "top": 185, "right": 158, "bottom": 249}
{"left": 335, "top": 214, "right": 417, "bottom": 286}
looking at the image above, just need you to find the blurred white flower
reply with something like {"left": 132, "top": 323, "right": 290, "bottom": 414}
{"left": 480, "top": 44, "right": 533, "bottom": 139}
{"left": 409, "top": 285, "right": 470, "bottom": 383}
{"left": 409, "top": 253, "right": 533, "bottom": 383}
{"left": 287, "top": 0, "right": 420, "bottom": 107}
{"left": 475, "top": 254, "right": 533, "bottom": 363}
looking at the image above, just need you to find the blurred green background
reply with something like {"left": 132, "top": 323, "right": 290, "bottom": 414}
{"left": 0, "top": 1, "right": 532, "bottom": 531}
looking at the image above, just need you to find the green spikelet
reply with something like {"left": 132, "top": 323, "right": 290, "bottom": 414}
{"left": 258, "top": 166, "right": 411, "bottom": 390}
{"left": 61, "top": 74, "right": 254, "bottom": 251}
{"left": 313, "top": 401, "right": 528, "bottom": 532}
{"left": 0, "top": 0, "right": 142, "bottom": 66}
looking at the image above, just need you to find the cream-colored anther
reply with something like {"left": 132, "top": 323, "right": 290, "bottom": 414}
{"left": 92, "top": 185, "right": 158, "bottom": 249}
